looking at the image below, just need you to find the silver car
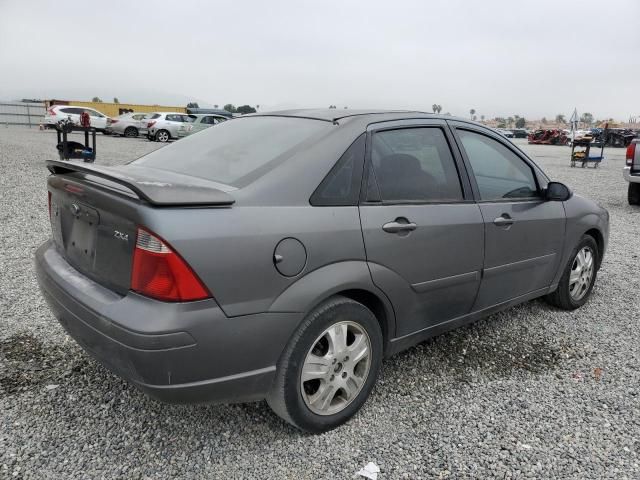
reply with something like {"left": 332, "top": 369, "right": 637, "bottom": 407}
{"left": 186, "top": 114, "right": 228, "bottom": 135}
{"left": 36, "top": 110, "right": 609, "bottom": 433}
{"left": 146, "top": 112, "right": 193, "bottom": 142}
{"left": 106, "top": 112, "right": 149, "bottom": 137}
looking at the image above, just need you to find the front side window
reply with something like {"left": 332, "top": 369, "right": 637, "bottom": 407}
{"left": 87, "top": 110, "right": 103, "bottom": 117}
{"left": 458, "top": 129, "right": 539, "bottom": 200}
{"left": 370, "top": 127, "right": 463, "bottom": 202}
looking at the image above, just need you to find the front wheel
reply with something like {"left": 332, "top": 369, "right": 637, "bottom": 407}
{"left": 545, "top": 235, "right": 599, "bottom": 310}
{"left": 267, "top": 296, "right": 383, "bottom": 433}
{"left": 628, "top": 183, "right": 640, "bottom": 205}
{"left": 155, "top": 129, "right": 170, "bottom": 142}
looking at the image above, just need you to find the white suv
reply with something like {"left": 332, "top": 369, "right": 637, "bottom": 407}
{"left": 44, "top": 105, "right": 111, "bottom": 132}
{"left": 146, "top": 112, "right": 194, "bottom": 142}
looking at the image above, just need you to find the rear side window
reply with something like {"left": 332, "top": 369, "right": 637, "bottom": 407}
{"left": 457, "top": 129, "right": 539, "bottom": 200}
{"left": 150, "top": 113, "right": 161, "bottom": 119}
{"left": 310, "top": 134, "right": 365, "bottom": 206}
{"left": 370, "top": 127, "right": 463, "bottom": 202}
{"left": 166, "top": 114, "right": 182, "bottom": 122}
{"left": 133, "top": 117, "right": 333, "bottom": 186}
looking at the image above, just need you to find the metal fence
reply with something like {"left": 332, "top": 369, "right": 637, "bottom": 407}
{"left": 0, "top": 102, "right": 46, "bottom": 127}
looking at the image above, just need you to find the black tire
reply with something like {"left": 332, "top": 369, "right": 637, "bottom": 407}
{"left": 155, "top": 129, "right": 170, "bottom": 142}
{"left": 628, "top": 183, "right": 640, "bottom": 205}
{"left": 267, "top": 296, "right": 383, "bottom": 433}
{"left": 124, "top": 127, "right": 138, "bottom": 138}
{"left": 545, "top": 235, "right": 599, "bottom": 310}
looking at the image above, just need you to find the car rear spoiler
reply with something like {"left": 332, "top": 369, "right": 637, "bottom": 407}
{"left": 46, "top": 160, "right": 235, "bottom": 207}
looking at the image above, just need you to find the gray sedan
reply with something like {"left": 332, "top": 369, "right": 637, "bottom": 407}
{"left": 36, "top": 110, "right": 609, "bottom": 433}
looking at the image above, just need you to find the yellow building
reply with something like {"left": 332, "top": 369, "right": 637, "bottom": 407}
{"left": 47, "top": 99, "right": 186, "bottom": 117}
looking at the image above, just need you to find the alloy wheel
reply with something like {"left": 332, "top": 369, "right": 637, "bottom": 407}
{"left": 569, "top": 246, "right": 594, "bottom": 301}
{"left": 300, "top": 321, "right": 371, "bottom": 416}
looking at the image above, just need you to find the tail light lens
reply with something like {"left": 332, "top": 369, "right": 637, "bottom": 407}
{"left": 47, "top": 108, "right": 56, "bottom": 116}
{"left": 108, "top": 118, "right": 118, "bottom": 124}
{"left": 626, "top": 143, "right": 636, "bottom": 167}
{"left": 131, "top": 228, "right": 211, "bottom": 302}
{"left": 48, "top": 191, "right": 52, "bottom": 219}
{"left": 147, "top": 121, "right": 156, "bottom": 128}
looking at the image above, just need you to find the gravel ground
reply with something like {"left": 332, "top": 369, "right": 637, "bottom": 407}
{"left": 0, "top": 127, "right": 638, "bottom": 479}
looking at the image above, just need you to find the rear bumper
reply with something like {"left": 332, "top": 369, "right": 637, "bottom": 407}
{"left": 35, "top": 240, "right": 302, "bottom": 404}
{"left": 623, "top": 166, "right": 640, "bottom": 184}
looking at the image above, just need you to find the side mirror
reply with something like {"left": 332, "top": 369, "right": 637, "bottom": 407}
{"left": 545, "top": 181, "right": 572, "bottom": 201}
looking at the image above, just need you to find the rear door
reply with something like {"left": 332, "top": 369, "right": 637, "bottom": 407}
{"left": 450, "top": 124, "right": 566, "bottom": 309}
{"left": 60, "top": 107, "right": 82, "bottom": 124}
{"left": 359, "top": 120, "right": 485, "bottom": 337}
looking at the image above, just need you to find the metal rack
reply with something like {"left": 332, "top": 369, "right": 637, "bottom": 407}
{"left": 56, "top": 124, "right": 96, "bottom": 162}
{"left": 570, "top": 137, "right": 604, "bottom": 168}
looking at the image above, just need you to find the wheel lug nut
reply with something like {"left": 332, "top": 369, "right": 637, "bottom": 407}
{"left": 344, "top": 356, "right": 349, "bottom": 361}
{"left": 342, "top": 372, "right": 347, "bottom": 379}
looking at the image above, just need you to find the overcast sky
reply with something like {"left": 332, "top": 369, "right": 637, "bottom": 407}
{"left": 1, "top": 0, "right": 638, "bottom": 119}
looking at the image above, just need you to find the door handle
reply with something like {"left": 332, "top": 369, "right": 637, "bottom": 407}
{"left": 382, "top": 218, "right": 417, "bottom": 234}
{"left": 493, "top": 214, "right": 514, "bottom": 227}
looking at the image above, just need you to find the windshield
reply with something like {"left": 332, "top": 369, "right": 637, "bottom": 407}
{"left": 133, "top": 116, "right": 333, "bottom": 186}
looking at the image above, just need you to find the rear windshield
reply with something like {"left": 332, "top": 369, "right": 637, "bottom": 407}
{"left": 133, "top": 116, "right": 333, "bottom": 186}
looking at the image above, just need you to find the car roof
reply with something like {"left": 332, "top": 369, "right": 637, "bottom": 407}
{"left": 250, "top": 108, "right": 471, "bottom": 124}
{"left": 55, "top": 105, "right": 101, "bottom": 112}
{"left": 190, "top": 113, "right": 226, "bottom": 118}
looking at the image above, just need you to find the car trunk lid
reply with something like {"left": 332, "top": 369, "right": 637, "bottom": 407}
{"left": 46, "top": 160, "right": 234, "bottom": 295}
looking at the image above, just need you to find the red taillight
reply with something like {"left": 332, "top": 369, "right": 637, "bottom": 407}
{"left": 626, "top": 143, "right": 636, "bottom": 167}
{"left": 48, "top": 191, "right": 52, "bottom": 219}
{"left": 47, "top": 108, "right": 56, "bottom": 116}
{"left": 147, "top": 121, "right": 156, "bottom": 128}
{"left": 108, "top": 118, "right": 118, "bottom": 124}
{"left": 131, "top": 228, "right": 211, "bottom": 302}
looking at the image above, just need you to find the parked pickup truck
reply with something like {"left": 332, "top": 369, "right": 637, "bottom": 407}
{"left": 624, "top": 139, "right": 640, "bottom": 205}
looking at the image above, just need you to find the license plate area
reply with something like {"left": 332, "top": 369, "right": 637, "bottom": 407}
{"left": 57, "top": 201, "right": 100, "bottom": 271}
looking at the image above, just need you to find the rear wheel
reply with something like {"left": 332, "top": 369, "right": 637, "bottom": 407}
{"left": 628, "top": 183, "right": 640, "bottom": 205}
{"left": 267, "top": 296, "right": 383, "bottom": 433}
{"left": 155, "top": 130, "right": 170, "bottom": 142}
{"left": 124, "top": 126, "right": 138, "bottom": 138}
{"left": 545, "top": 235, "right": 598, "bottom": 310}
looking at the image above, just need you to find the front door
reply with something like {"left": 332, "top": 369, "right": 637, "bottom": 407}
{"left": 452, "top": 127, "right": 566, "bottom": 309}
{"left": 359, "top": 122, "right": 485, "bottom": 337}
